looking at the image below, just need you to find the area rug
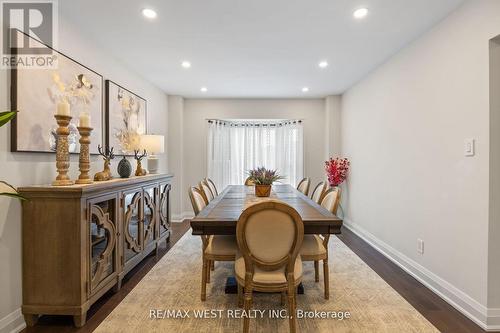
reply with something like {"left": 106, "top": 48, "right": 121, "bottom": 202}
{"left": 95, "top": 233, "right": 438, "bottom": 333}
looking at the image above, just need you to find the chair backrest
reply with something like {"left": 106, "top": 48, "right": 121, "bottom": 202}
{"left": 188, "top": 186, "right": 207, "bottom": 215}
{"left": 200, "top": 181, "right": 214, "bottom": 202}
{"left": 205, "top": 178, "right": 218, "bottom": 196}
{"left": 236, "top": 200, "right": 304, "bottom": 275}
{"left": 310, "top": 181, "right": 327, "bottom": 204}
{"left": 320, "top": 187, "right": 341, "bottom": 215}
{"left": 296, "top": 178, "right": 311, "bottom": 196}
{"left": 244, "top": 177, "right": 255, "bottom": 186}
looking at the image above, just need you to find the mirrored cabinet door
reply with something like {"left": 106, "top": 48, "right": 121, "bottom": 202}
{"left": 159, "top": 183, "right": 171, "bottom": 239}
{"left": 143, "top": 186, "right": 157, "bottom": 247}
{"left": 123, "top": 190, "right": 142, "bottom": 266}
{"left": 88, "top": 196, "right": 118, "bottom": 295}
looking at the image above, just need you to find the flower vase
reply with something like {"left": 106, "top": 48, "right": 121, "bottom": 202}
{"left": 255, "top": 184, "right": 271, "bottom": 197}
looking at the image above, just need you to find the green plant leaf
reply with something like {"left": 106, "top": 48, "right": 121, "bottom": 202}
{"left": 0, "top": 180, "right": 26, "bottom": 201}
{"left": 0, "top": 111, "right": 18, "bottom": 128}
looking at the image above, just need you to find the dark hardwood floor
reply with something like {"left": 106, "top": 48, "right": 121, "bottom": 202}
{"left": 23, "top": 221, "right": 491, "bottom": 333}
{"left": 337, "top": 228, "right": 491, "bottom": 333}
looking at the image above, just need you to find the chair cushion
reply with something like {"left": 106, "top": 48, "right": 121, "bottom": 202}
{"left": 300, "top": 235, "right": 327, "bottom": 256}
{"left": 235, "top": 255, "right": 303, "bottom": 284}
{"left": 205, "top": 235, "right": 238, "bottom": 256}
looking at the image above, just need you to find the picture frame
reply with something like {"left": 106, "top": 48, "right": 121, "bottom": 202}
{"left": 105, "top": 80, "right": 147, "bottom": 156}
{"left": 10, "top": 29, "right": 104, "bottom": 154}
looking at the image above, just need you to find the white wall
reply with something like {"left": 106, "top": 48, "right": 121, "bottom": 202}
{"left": 171, "top": 98, "right": 328, "bottom": 216}
{"left": 0, "top": 16, "right": 168, "bottom": 332}
{"left": 340, "top": 0, "right": 500, "bottom": 329}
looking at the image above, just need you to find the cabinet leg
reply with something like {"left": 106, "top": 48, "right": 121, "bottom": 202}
{"left": 113, "top": 279, "right": 122, "bottom": 293}
{"left": 73, "top": 313, "right": 87, "bottom": 327}
{"left": 24, "top": 314, "right": 39, "bottom": 326}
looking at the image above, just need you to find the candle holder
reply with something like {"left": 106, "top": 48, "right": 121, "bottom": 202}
{"left": 75, "top": 127, "right": 93, "bottom": 184}
{"left": 52, "top": 115, "right": 75, "bottom": 186}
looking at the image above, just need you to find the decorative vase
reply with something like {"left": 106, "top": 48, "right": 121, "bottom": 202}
{"left": 117, "top": 156, "right": 132, "bottom": 178}
{"left": 255, "top": 184, "right": 271, "bottom": 197}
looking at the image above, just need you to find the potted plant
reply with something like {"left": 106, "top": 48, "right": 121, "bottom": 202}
{"left": 0, "top": 111, "right": 24, "bottom": 200}
{"left": 247, "top": 167, "right": 284, "bottom": 197}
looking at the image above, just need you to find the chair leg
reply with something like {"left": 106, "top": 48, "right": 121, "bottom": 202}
{"left": 281, "top": 291, "right": 286, "bottom": 306}
{"left": 287, "top": 289, "right": 296, "bottom": 333}
{"left": 314, "top": 260, "right": 320, "bottom": 282}
{"left": 323, "top": 259, "right": 329, "bottom": 300}
{"left": 243, "top": 286, "right": 253, "bottom": 333}
{"left": 201, "top": 259, "right": 207, "bottom": 301}
{"left": 206, "top": 260, "right": 211, "bottom": 283}
{"left": 210, "top": 260, "right": 215, "bottom": 271}
{"left": 238, "top": 284, "right": 244, "bottom": 308}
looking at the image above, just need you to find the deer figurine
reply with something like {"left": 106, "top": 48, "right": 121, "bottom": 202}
{"left": 134, "top": 149, "right": 148, "bottom": 176}
{"left": 94, "top": 145, "right": 115, "bottom": 181}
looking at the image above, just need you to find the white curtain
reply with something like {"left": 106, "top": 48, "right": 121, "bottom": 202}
{"left": 207, "top": 120, "right": 304, "bottom": 191}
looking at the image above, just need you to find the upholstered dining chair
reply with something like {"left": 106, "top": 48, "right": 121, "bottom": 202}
{"left": 244, "top": 177, "right": 255, "bottom": 186}
{"left": 299, "top": 187, "right": 340, "bottom": 299}
{"left": 199, "top": 180, "right": 215, "bottom": 203}
{"left": 188, "top": 187, "right": 238, "bottom": 301}
{"left": 235, "top": 200, "right": 304, "bottom": 333}
{"left": 296, "top": 178, "right": 311, "bottom": 196}
{"left": 310, "top": 181, "right": 328, "bottom": 204}
{"left": 205, "top": 178, "right": 218, "bottom": 196}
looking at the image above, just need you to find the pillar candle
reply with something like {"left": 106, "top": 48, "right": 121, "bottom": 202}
{"left": 79, "top": 112, "right": 91, "bottom": 127}
{"left": 56, "top": 101, "right": 70, "bottom": 116}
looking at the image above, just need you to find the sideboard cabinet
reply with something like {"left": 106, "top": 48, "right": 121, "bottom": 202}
{"left": 19, "top": 174, "right": 173, "bottom": 327}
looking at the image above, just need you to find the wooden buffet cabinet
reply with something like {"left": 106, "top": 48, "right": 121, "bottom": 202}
{"left": 18, "top": 174, "right": 173, "bottom": 327}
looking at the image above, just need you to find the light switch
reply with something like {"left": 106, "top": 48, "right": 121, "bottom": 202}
{"left": 464, "top": 138, "right": 475, "bottom": 157}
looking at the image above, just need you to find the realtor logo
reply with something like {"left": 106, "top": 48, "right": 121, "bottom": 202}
{"left": 1, "top": 0, "right": 58, "bottom": 68}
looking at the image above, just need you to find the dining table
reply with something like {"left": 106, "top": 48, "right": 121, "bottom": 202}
{"left": 190, "top": 184, "right": 343, "bottom": 294}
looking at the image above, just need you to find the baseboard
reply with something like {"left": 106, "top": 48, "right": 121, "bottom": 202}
{"left": 0, "top": 308, "right": 25, "bottom": 333}
{"left": 171, "top": 211, "right": 194, "bottom": 222}
{"left": 343, "top": 219, "right": 499, "bottom": 331}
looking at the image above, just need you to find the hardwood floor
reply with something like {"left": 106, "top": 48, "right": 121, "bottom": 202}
{"left": 21, "top": 220, "right": 191, "bottom": 333}
{"left": 337, "top": 228, "right": 491, "bottom": 333}
{"left": 22, "top": 221, "right": 491, "bottom": 333}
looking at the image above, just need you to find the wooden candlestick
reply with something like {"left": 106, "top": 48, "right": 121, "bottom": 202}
{"left": 75, "top": 127, "right": 93, "bottom": 184}
{"left": 52, "top": 115, "right": 75, "bottom": 186}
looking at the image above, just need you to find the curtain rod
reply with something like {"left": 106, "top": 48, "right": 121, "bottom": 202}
{"left": 206, "top": 119, "right": 303, "bottom": 125}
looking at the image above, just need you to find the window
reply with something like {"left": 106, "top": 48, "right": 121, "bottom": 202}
{"left": 207, "top": 119, "right": 304, "bottom": 190}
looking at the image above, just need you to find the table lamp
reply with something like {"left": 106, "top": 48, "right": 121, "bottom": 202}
{"left": 140, "top": 134, "right": 164, "bottom": 174}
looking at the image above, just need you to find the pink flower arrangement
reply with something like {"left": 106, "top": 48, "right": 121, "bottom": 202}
{"left": 325, "top": 158, "right": 350, "bottom": 187}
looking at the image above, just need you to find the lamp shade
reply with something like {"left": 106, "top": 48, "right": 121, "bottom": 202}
{"left": 140, "top": 135, "right": 164, "bottom": 154}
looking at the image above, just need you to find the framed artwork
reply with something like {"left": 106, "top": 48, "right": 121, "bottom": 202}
{"left": 105, "top": 80, "right": 147, "bottom": 155}
{"left": 11, "top": 30, "right": 104, "bottom": 154}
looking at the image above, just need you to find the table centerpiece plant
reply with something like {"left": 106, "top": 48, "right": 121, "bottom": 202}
{"left": 247, "top": 167, "right": 285, "bottom": 197}
{"left": 0, "top": 111, "right": 24, "bottom": 200}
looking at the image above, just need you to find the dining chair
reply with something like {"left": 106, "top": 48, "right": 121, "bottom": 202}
{"left": 188, "top": 186, "right": 237, "bottom": 301}
{"left": 310, "top": 181, "right": 328, "bottom": 204}
{"left": 244, "top": 177, "right": 255, "bottom": 186}
{"left": 235, "top": 200, "right": 304, "bottom": 333}
{"left": 296, "top": 178, "right": 311, "bottom": 196}
{"left": 205, "top": 178, "right": 219, "bottom": 196}
{"left": 199, "top": 180, "right": 215, "bottom": 203}
{"left": 299, "top": 187, "right": 340, "bottom": 299}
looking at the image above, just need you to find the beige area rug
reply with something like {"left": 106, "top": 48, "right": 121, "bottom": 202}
{"left": 96, "top": 233, "right": 438, "bottom": 333}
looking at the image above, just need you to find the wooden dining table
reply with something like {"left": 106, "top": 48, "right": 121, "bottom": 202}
{"left": 190, "top": 184, "right": 343, "bottom": 294}
{"left": 190, "top": 184, "right": 343, "bottom": 236}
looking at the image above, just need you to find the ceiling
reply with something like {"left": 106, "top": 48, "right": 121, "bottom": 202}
{"left": 60, "top": 0, "right": 465, "bottom": 98}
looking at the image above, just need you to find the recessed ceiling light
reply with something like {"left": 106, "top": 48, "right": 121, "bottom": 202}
{"left": 353, "top": 8, "right": 368, "bottom": 19}
{"left": 142, "top": 8, "right": 157, "bottom": 19}
{"left": 200, "top": 87, "right": 208, "bottom": 92}
{"left": 302, "top": 87, "right": 309, "bottom": 93}
{"left": 181, "top": 61, "right": 191, "bottom": 68}
{"left": 318, "top": 61, "right": 329, "bottom": 68}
